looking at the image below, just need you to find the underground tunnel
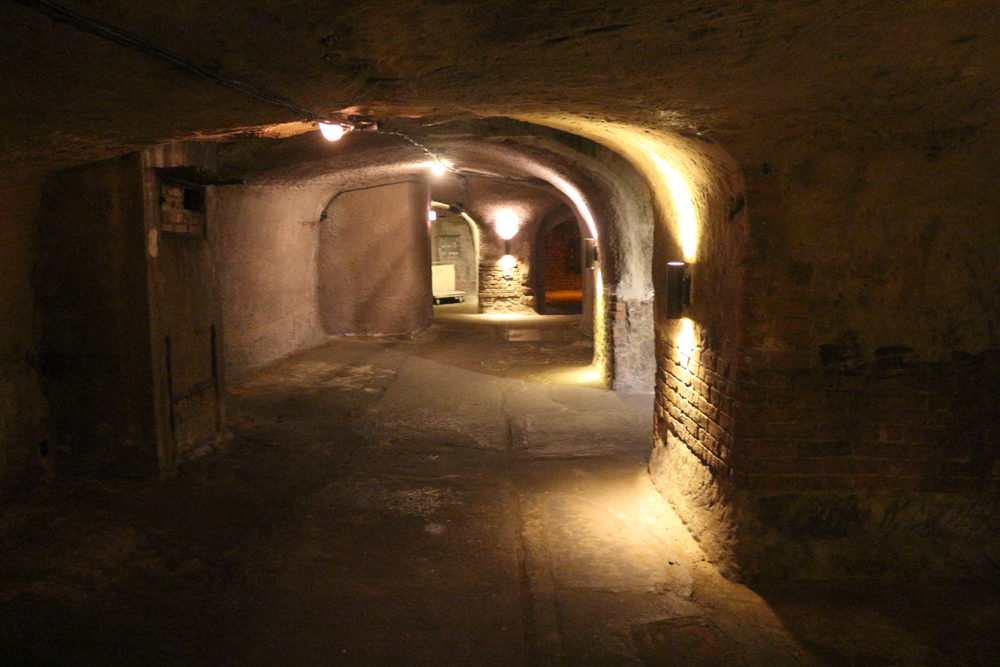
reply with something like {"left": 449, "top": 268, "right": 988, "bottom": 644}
{"left": 2, "top": 1, "right": 1000, "bottom": 664}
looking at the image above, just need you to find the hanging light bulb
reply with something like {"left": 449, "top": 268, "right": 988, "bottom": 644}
{"left": 430, "top": 163, "right": 446, "bottom": 176}
{"left": 319, "top": 123, "right": 346, "bottom": 141}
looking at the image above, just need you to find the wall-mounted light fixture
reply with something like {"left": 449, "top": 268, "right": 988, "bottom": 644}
{"left": 495, "top": 208, "right": 519, "bottom": 255}
{"left": 583, "top": 238, "right": 599, "bottom": 269}
{"left": 428, "top": 210, "right": 437, "bottom": 222}
{"left": 498, "top": 254, "right": 518, "bottom": 277}
{"left": 495, "top": 210, "right": 519, "bottom": 238}
{"left": 665, "top": 261, "right": 692, "bottom": 319}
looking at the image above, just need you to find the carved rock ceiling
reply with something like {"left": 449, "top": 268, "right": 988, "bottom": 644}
{"left": 2, "top": 1, "right": 997, "bottom": 169}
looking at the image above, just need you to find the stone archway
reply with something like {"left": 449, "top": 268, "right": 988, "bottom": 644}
{"left": 430, "top": 202, "right": 479, "bottom": 304}
{"left": 535, "top": 214, "right": 584, "bottom": 315}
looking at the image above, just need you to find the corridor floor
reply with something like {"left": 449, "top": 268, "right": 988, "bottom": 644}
{"left": 2, "top": 311, "right": 998, "bottom": 666}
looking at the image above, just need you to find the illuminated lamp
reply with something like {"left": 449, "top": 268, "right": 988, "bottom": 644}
{"left": 428, "top": 210, "right": 437, "bottom": 221}
{"left": 495, "top": 208, "right": 519, "bottom": 255}
{"left": 430, "top": 162, "right": 447, "bottom": 175}
{"left": 319, "top": 123, "right": 346, "bottom": 141}
{"left": 495, "top": 209, "right": 519, "bottom": 240}
{"left": 498, "top": 254, "right": 517, "bottom": 274}
{"left": 665, "top": 261, "right": 692, "bottom": 319}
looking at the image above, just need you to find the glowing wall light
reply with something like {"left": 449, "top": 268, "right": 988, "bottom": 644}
{"left": 495, "top": 208, "right": 520, "bottom": 240}
{"left": 428, "top": 210, "right": 437, "bottom": 222}
{"left": 498, "top": 254, "right": 517, "bottom": 276}
{"left": 639, "top": 144, "right": 698, "bottom": 261}
{"left": 319, "top": 123, "right": 346, "bottom": 141}
{"left": 677, "top": 318, "right": 696, "bottom": 358}
{"left": 430, "top": 163, "right": 446, "bottom": 176}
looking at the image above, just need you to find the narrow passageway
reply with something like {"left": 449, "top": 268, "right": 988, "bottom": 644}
{"left": 4, "top": 314, "right": 993, "bottom": 666}
{"left": 0, "top": 312, "right": 780, "bottom": 665}
{"left": 221, "top": 311, "right": 812, "bottom": 666}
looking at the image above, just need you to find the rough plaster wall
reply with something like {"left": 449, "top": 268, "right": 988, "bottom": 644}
{"left": 36, "top": 155, "right": 157, "bottom": 476}
{"left": 319, "top": 181, "right": 432, "bottom": 335}
{"left": 563, "top": 137, "right": 654, "bottom": 302}
{"left": 0, "top": 172, "right": 50, "bottom": 498}
{"left": 216, "top": 184, "right": 326, "bottom": 378}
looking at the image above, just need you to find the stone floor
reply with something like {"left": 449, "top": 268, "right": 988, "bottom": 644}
{"left": 2, "top": 308, "right": 999, "bottom": 666}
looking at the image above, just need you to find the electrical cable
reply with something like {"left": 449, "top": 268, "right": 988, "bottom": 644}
{"left": 378, "top": 129, "right": 454, "bottom": 170}
{"left": 11, "top": 0, "right": 489, "bottom": 172}
{"left": 10, "top": 0, "right": 332, "bottom": 123}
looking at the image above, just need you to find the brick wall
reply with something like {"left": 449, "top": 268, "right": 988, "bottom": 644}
{"left": 653, "top": 256, "right": 1000, "bottom": 579}
{"left": 160, "top": 181, "right": 206, "bottom": 235}
{"left": 647, "top": 132, "right": 1000, "bottom": 581}
{"left": 479, "top": 261, "right": 535, "bottom": 313}
{"left": 656, "top": 339, "right": 739, "bottom": 480}
{"left": 735, "top": 351, "right": 1000, "bottom": 494}
{"left": 730, "top": 258, "right": 1000, "bottom": 496}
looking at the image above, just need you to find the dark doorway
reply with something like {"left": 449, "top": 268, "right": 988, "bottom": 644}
{"left": 538, "top": 219, "right": 583, "bottom": 314}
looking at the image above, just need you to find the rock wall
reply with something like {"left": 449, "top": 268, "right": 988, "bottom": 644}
{"left": 0, "top": 172, "right": 50, "bottom": 498}
{"left": 719, "top": 130, "right": 1000, "bottom": 580}
{"left": 36, "top": 154, "right": 157, "bottom": 477}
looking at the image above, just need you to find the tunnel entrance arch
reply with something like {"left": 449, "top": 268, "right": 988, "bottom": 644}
{"left": 430, "top": 201, "right": 479, "bottom": 305}
{"left": 534, "top": 212, "right": 584, "bottom": 315}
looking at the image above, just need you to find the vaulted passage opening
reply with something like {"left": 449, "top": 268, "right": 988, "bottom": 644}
{"left": 536, "top": 214, "right": 584, "bottom": 315}
{"left": 207, "top": 118, "right": 656, "bottom": 390}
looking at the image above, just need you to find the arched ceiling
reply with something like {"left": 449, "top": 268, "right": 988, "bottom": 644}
{"left": 212, "top": 118, "right": 620, "bottom": 249}
{"left": 2, "top": 1, "right": 997, "bottom": 169}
